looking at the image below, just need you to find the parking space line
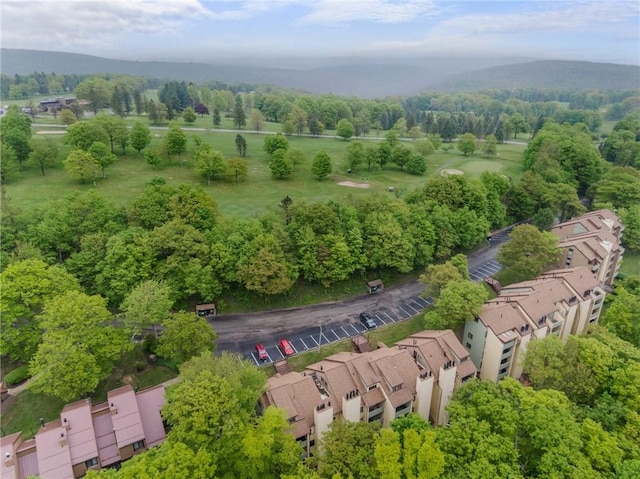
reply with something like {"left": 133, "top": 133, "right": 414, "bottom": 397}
{"left": 250, "top": 353, "right": 259, "bottom": 366}
{"left": 277, "top": 348, "right": 285, "bottom": 359}
{"left": 341, "top": 326, "right": 351, "bottom": 336}
{"left": 399, "top": 305, "right": 413, "bottom": 317}
{"left": 331, "top": 329, "right": 340, "bottom": 340}
{"left": 309, "top": 335, "right": 319, "bottom": 346}
{"left": 409, "top": 300, "right": 424, "bottom": 311}
{"left": 376, "top": 314, "right": 386, "bottom": 325}
{"left": 405, "top": 303, "right": 420, "bottom": 314}
{"left": 349, "top": 324, "right": 360, "bottom": 334}
{"left": 300, "top": 337, "right": 309, "bottom": 349}
{"left": 265, "top": 351, "right": 273, "bottom": 363}
{"left": 382, "top": 311, "right": 395, "bottom": 323}
{"left": 320, "top": 332, "right": 330, "bottom": 344}
{"left": 291, "top": 342, "right": 298, "bottom": 354}
{"left": 414, "top": 297, "right": 429, "bottom": 307}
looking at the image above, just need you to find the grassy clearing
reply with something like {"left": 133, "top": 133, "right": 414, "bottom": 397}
{"left": 1, "top": 345, "right": 177, "bottom": 439}
{"left": 620, "top": 252, "right": 640, "bottom": 277}
{"left": 0, "top": 390, "right": 67, "bottom": 439}
{"left": 7, "top": 124, "right": 527, "bottom": 217}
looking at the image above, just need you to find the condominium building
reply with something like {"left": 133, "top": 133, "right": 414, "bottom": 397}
{"left": 551, "top": 209, "right": 624, "bottom": 288}
{"left": 260, "top": 330, "right": 475, "bottom": 456}
{"left": 1, "top": 384, "right": 167, "bottom": 479}
{"left": 463, "top": 266, "right": 605, "bottom": 383}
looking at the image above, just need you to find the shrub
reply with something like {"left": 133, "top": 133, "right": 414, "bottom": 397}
{"left": 134, "top": 361, "right": 147, "bottom": 373}
{"left": 4, "top": 365, "right": 30, "bottom": 386}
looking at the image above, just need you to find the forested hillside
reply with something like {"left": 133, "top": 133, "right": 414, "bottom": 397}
{"left": 433, "top": 60, "right": 640, "bottom": 92}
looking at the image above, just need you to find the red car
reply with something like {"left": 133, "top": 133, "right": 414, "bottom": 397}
{"left": 255, "top": 343, "right": 268, "bottom": 361}
{"left": 278, "top": 339, "right": 295, "bottom": 356}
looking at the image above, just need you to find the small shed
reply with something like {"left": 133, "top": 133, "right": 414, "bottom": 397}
{"left": 366, "top": 279, "right": 384, "bottom": 294}
{"left": 196, "top": 303, "right": 217, "bottom": 317}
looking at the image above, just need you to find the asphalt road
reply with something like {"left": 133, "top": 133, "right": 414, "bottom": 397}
{"left": 213, "top": 226, "right": 513, "bottom": 365}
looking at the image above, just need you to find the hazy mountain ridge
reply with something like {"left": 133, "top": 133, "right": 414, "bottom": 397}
{"left": 431, "top": 60, "right": 640, "bottom": 92}
{"left": 2, "top": 49, "right": 637, "bottom": 97}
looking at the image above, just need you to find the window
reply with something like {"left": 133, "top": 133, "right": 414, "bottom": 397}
{"left": 467, "top": 332, "right": 473, "bottom": 340}
{"left": 465, "top": 342, "right": 471, "bottom": 349}
{"left": 309, "top": 440, "right": 315, "bottom": 447}
{"left": 132, "top": 440, "right": 145, "bottom": 451}
{"left": 499, "top": 366, "right": 508, "bottom": 375}
{"left": 392, "top": 384, "right": 403, "bottom": 392}
{"left": 85, "top": 457, "right": 99, "bottom": 468}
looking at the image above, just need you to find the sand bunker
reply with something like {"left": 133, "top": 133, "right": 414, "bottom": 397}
{"left": 36, "top": 130, "right": 66, "bottom": 135}
{"left": 440, "top": 168, "right": 465, "bottom": 176}
{"left": 338, "top": 181, "right": 370, "bottom": 188}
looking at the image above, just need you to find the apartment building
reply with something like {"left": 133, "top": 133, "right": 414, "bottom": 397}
{"left": 464, "top": 266, "right": 605, "bottom": 383}
{"left": 1, "top": 384, "right": 167, "bottom": 479}
{"left": 260, "top": 330, "right": 475, "bottom": 456}
{"left": 551, "top": 209, "right": 624, "bottom": 288}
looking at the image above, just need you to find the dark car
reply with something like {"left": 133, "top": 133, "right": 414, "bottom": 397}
{"left": 255, "top": 343, "right": 268, "bottom": 361}
{"left": 359, "top": 312, "right": 377, "bottom": 329}
{"left": 278, "top": 339, "right": 295, "bottom": 356}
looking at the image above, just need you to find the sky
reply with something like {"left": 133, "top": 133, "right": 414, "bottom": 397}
{"left": 1, "top": 0, "right": 639, "bottom": 65}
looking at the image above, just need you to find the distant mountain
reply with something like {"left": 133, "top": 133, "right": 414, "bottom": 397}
{"left": 0, "top": 49, "right": 524, "bottom": 97}
{"left": 433, "top": 60, "right": 640, "bottom": 92}
{"left": 2, "top": 49, "right": 637, "bottom": 97}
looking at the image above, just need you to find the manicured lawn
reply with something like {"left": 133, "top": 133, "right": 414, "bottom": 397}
{"left": 0, "top": 390, "right": 67, "bottom": 439}
{"left": 620, "top": 252, "right": 640, "bottom": 277}
{"left": 7, "top": 125, "right": 527, "bottom": 217}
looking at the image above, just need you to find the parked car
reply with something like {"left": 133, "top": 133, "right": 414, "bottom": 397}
{"left": 278, "top": 339, "right": 295, "bottom": 356}
{"left": 359, "top": 312, "right": 377, "bottom": 329}
{"left": 255, "top": 343, "right": 268, "bottom": 361}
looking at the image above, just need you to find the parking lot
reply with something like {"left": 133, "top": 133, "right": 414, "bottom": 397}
{"left": 245, "top": 257, "right": 502, "bottom": 366}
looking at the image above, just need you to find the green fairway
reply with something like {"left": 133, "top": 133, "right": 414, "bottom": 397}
{"left": 4, "top": 120, "right": 527, "bottom": 217}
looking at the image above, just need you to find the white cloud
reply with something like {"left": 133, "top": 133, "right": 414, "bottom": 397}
{"left": 1, "top": 0, "right": 213, "bottom": 49}
{"left": 431, "top": 1, "right": 639, "bottom": 36}
{"left": 296, "top": 0, "right": 441, "bottom": 24}
{"left": 366, "top": 1, "right": 639, "bottom": 60}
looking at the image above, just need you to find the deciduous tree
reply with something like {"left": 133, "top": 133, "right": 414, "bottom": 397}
{"left": 497, "top": 224, "right": 562, "bottom": 284}
{"left": 64, "top": 149, "right": 99, "bottom": 185}
{"left": 156, "top": 312, "right": 217, "bottom": 364}
{"left": 120, "top": 279, "right": 173, "bottom": 339}
{"left": 182, "top": 106, "right": 197, "bottom": 124}
{"left": 88, "top": 141, "right": 117, "bottom": 178}
{"left": 28, "top": 137, "right": 59, "bottom": 175}
{"left": 457, "top": 132, "right": 477, "bottom": 156}
{"left": 424, "top": 280, "right": 488, "bottom": 330}
{"left": 164, "top": 121, "right": 187, "bottom": 164}
{"left": 129, "top": 120, "right": 151, "bottom": 155}
{"left": 195, "top": 144, "right": 226, "bottom": 185}
{"left": 336, "top": 118, "right": 355, "bottom": 140}
{"left": 227, "top": 157, "right": 249, "bottom": 183}
{"left": 64, "top": 120, "right": 109, "bottom": 151}
{"left": 0, "top": 259, "right": 81, "bottom": 362}
{"left": 29, "top": 290, "right": 131, "bottom": 401}
{"left": 269, "top": 149, "right": 293, "bottom": 179}
{"left": 250, "top": 108, "right": 265, "bottom": 133}
{"left": 311, "top": 150, "right": 332, "bottom": 179}
{"left": 263, "top": 133, "right": 289, "bottom": 156}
